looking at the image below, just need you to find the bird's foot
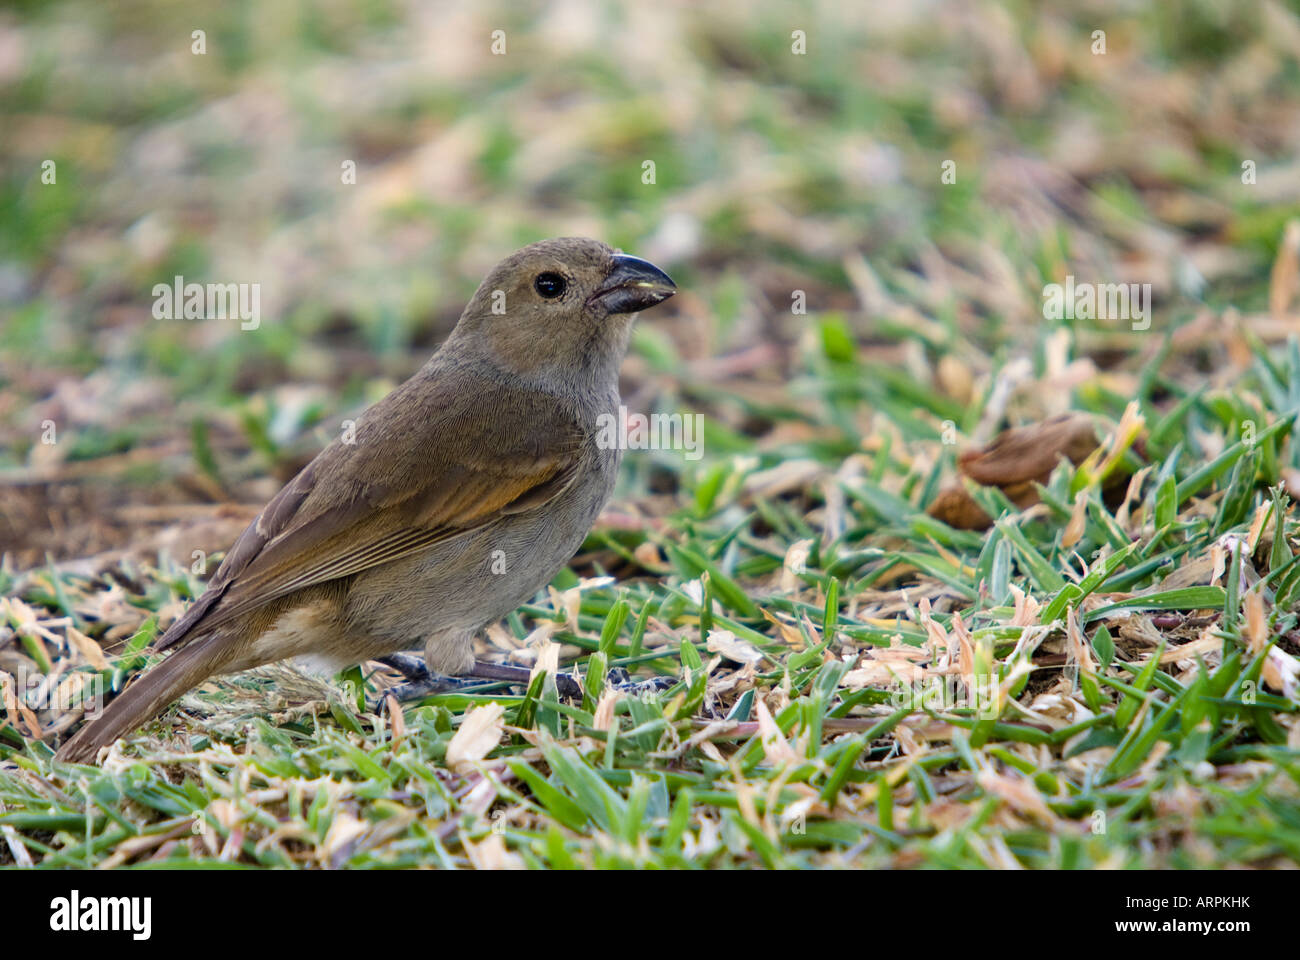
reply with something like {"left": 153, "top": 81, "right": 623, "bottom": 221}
{"left": 468, "top": 660, "right": 583, "bottom": 700}
{"left": 605, "top": 666, "right": 675, "bottom": 697}
{"left": 375, "top": 653, "right": 433, "bottom": 682}
{"left": 373, "top": 672, "right": 482, "bottom": 710}
{"left": 372, "top": 654, "right": 583, "bottom": 702}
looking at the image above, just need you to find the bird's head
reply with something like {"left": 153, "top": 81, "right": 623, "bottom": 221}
{"left": 450, "top": 237, "right": 676, "bottom": 388}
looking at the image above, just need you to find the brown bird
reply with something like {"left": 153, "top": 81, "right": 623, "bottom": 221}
{"left": 57, "top": 238, "right": 676, "bottom": 764}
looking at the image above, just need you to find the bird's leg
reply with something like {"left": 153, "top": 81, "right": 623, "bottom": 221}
{"left": 469, "top": 660, "right": 583, "bottom": 700}
{"left": 375, "top": 653, "right": 432, "bottom": 682}
{"left": 372, "top": 654, "right": 583, "bottom": 701}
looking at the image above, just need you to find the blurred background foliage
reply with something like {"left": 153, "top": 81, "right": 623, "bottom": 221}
{"left": 1, "top": 0, "right": 1298, "bottom": 559}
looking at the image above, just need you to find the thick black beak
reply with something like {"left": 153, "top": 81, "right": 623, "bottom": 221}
{"left": 589, "top": 254, "right": 677, "bottom": 315}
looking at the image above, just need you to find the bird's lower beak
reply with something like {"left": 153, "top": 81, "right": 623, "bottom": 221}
{"left": 589, "top": 254, "right": 677, "bottom": 315}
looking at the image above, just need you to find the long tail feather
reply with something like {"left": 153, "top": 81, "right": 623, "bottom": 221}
{"left": 55, "top": 640, "right": 225, "bottom": 764}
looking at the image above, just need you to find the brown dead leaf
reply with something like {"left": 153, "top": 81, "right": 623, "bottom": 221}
{"left": 960, "top": 413, "right": 1100, "bottom": 489}
{"left": 926, "top": 485, "right": 995, "bottom": 530}
{"left": 66, "top": 625, "right": 109, "bottom": 671}
{"left": 928, "top": 414, "right": 1101, "bottom": 530}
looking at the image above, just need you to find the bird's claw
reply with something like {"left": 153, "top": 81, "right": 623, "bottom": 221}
{"left": 607, "top": 670, "right": 674, "bottom": 697}
{"left": 370, "top": 655, "right": 668, "bottom": 710}
{"left": 370, "top": 655, "right": 585, "bottom": 708}
{"left": 372, "top": 673, "right": 480, "bottom": 712}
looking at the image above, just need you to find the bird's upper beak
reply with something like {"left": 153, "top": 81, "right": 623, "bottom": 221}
{"left": 589, "top": 254, "right": 677, "bottom": 315}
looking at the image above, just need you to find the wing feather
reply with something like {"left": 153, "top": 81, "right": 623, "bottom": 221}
{"left": 156, "top": 370, "right": 586, "bottom": 651}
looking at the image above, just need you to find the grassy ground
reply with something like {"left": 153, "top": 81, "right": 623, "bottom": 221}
{"left": 3, "top": 0, "right": 1300, "bottom": 867}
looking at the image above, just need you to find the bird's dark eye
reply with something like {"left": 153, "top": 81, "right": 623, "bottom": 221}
{"left": 534, "top": 272, "right": 567, "bottom": 299}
